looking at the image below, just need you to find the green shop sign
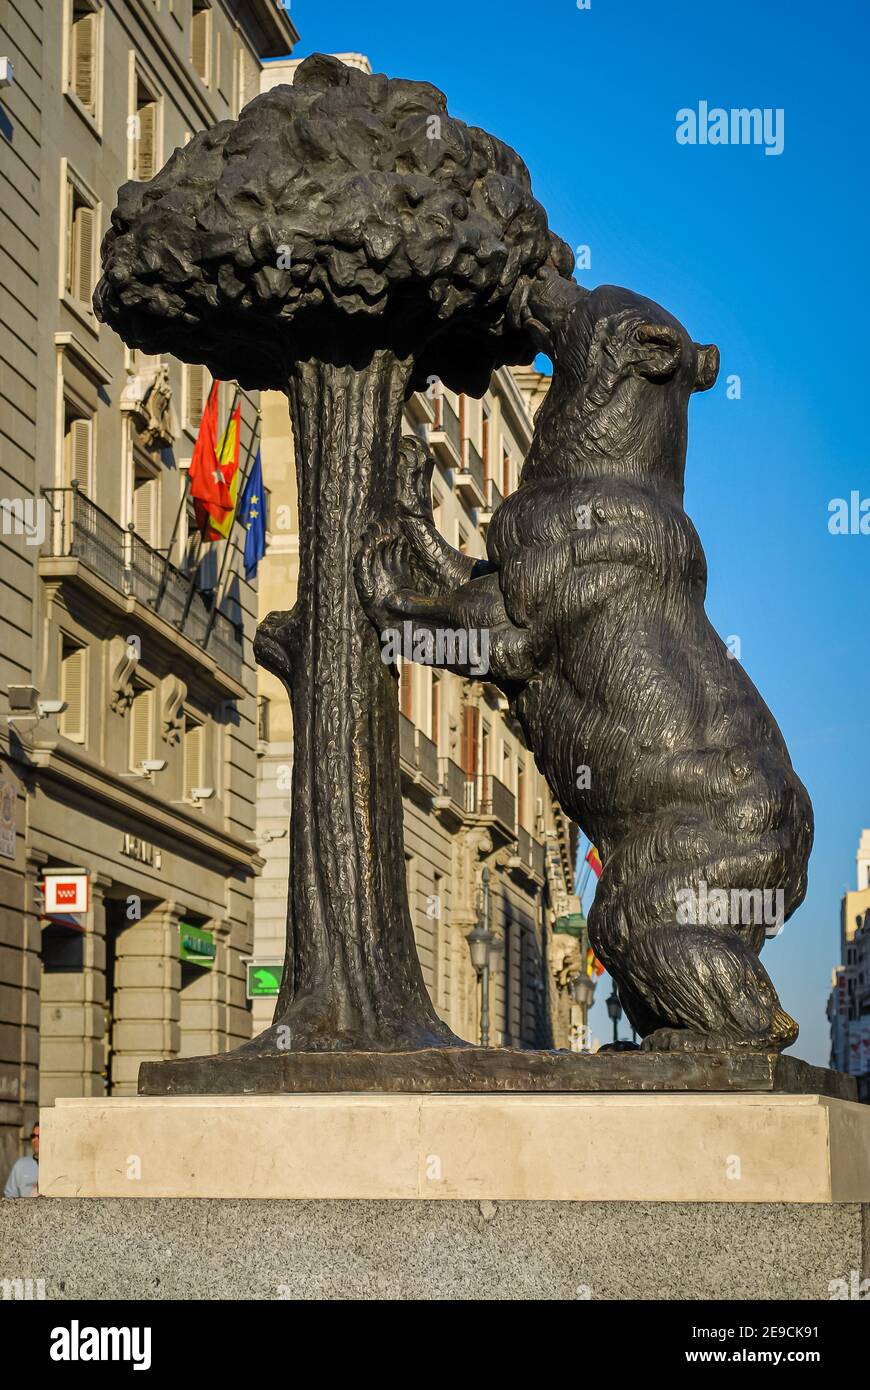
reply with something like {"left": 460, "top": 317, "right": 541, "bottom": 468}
{"left": 179, "top": 924, "right": 216, "bottom": 968}
{"left": 554, "top": 912, "right": 587, "bottom": 940}
{"left": 246, "top": 961, "right": 283, "bottom": 998}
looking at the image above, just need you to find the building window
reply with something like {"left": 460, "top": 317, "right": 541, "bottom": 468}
{"left": 63, "top": 404, "right": 94, "bottom": 493}
{"left": 502, "top": 450, "right": 512, "bottom": 498}
{"left": 64, "top": 174, "right": 98, "bottom": 311}
{"left": 191, "top": 1, "right": 212, "bottom": 86}
{"left": 130, "top": 72, "right": 160, "bottom": 182}
{"left": 517, "top": 760, "right": 527, "bottom": 828}
{"left": 183, "top": 715, "right": 203, "bottom": 797}
{"left": 257, "top": 695, "right": 269, "bottom": 744}
{"left": 60, "top": 639, "right": 87, "bottom": 742}
{"left": 130, "top": 684, "right": 153, "bottom": 771}
{"left": 400, "top": 661, "right": 413, "bottom": 720}
{"left": 133, "top": 462, "right": 159, "bottom": 547}
{"left": 184, "top": 363, "right": 209, "bottom": 434}
{"left": 67, "top": 1, "right": 100, "bottom": 119}
{"left": 461, "top": 704, "right": 479, "bottom": 776}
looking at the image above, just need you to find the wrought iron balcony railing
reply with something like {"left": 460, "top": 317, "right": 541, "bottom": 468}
{"left": 463, "top": 439, "right": 484, "bottom": 493}
{"left": 42, "top": 487, "right": 244, "bottom": 680}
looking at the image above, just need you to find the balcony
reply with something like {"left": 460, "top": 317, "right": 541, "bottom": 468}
{"left": 398, "top": 711, "right": 417, "bottom": 774}
{"left": 404, "top": 390, "right": 436, "bottom": 429}
{"left": 454, "top": 437, "right": 485, "bottom": 508}
{"left": 428, "top": 395, "right": 461, "bottom": 470}
{"left": 468, "top": 772, "right": 516, "bottom": 844}
{"left": 479, "top": 476, "right": 504, "bottom": 529}
{"left": 416, "top": 729, "right": 439, "bottom": 789}
{"left": 398, "top": 715, "right": 445, "bottom": 804}
{"left": 40, "top": 487, "right": 245, "bottom": 687}
{"left": 433, "top": 756, "right": 469, "bottom": 828}
{"left": 509, "top": 824, "right": 547, "bottom": 885}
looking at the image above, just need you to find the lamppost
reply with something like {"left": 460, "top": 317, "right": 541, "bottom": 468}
{"left": 606, "top": 984, "right": 622, "bottom": 1045}
{"left": 568, "top": 970, "right": 595, "bottom": 1053}
{"left": 466, "top": 867, "right": 500, "bottom": 1047}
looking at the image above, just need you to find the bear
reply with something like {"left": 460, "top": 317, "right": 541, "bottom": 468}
{"left": 356, "top": 275, "right": 814, "bottom": 1053}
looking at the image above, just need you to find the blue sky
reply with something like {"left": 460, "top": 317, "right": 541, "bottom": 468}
{"left": 285, "top": 0, "right": 868, "bottom": 1064}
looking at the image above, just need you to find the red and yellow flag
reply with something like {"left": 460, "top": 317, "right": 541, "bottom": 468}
{"left": 586, "top": 947, "right": 606, "bottom": 978}
{"left": 585, "top": 844, "right": 603, "bottom": 879}
{"left": 189, "top": 381, "right": 232, "bottom": 538}
{"left": 209, "top": 404, "right": 242, "bottom": 541}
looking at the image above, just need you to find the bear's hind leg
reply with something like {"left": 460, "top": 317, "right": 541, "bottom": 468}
{"left": 624, "top": 922, "right": 798, "bottom": 1052}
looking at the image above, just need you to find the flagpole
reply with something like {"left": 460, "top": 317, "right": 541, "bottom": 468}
{"left": 203, "top": 409, "right": 261, "bottom": 647}
{"left": 178, "top": 382, "right": 240, "bottom": 635}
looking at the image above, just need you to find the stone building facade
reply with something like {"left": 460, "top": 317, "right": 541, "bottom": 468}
{"left": 0, "top": 0, "right": 297, "bottom": 1174}
{"left": 828, "top": 829, "right": 870, "bottom": 1100}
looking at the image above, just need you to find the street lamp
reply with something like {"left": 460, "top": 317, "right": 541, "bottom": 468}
{"left": 606, "top": 985, "right": 622, "bottom": 1045}
{"left": 466, "top": 867, "right": 498, "bottom": 1046}
{"left": 569, "top": 972, "right": 594, "bottom": 1009}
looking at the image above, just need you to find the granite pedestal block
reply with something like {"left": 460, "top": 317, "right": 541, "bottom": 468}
{"left": 2, "top": 1198, "right": 868, "bottom": 1301}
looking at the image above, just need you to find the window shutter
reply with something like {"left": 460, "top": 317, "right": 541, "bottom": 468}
{"left": 134, "top": 477, "right": 155, "bottom": 544}
{"left": 186, "top": 364, "right": 206, "bottom": 431}
{"left": 74, "top": 204, "right": 96, "bottom": 305}
{"left": 73, "top": 12, "right": 97, "bottom": 115}
{"left": 137, "top": 102, "right": 156, "bottom": 181}
{"left": 184, "top": 720, "right": 203, "bottom": 794}
{"left": 131, "top": 688, "right": 153, "bottom": 769}
{"left": 462, "top": 705, "right": 479, "bottom": 776}
{"left": 70, "top": 418, "right": 92, "bottom": 491}
{"left": 60, "top": 647, "right": 86, "bottom": 741}
{"left": 191, "top": 10, "right": 210, "bottom": 84}
{"left": 400, "top": 662, "right": 413, "bottom": 719}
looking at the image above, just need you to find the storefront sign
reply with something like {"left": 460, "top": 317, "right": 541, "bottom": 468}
{"left": 179, "top": 924, "right": 215, "bottom": 968}
{"left": 246, "top": 961, "right": 283, "bottom": 998}
{"left": 44, "top": 873, "right": 89, "bottom": 915}
{"left": 121, "top": 834, "right": 162, "bottom": 868}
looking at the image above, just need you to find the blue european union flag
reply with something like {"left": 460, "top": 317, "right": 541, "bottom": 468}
{"left": 239, "top": 449, "right": 266, "bottom": 580}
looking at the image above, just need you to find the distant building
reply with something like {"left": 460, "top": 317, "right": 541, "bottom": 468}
{"left": 0, "top": 0, "right": 298, "bottom": 1177}
{"left": 828, "top": 831, "right": 870, "bottom": 1099}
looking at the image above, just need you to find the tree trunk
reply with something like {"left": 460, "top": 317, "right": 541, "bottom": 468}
{"left": 253, "top": 351, "right": 462, "bottom": 1050}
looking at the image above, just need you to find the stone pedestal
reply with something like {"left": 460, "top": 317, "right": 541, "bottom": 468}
{"left": 2, "top": 1198, "right": 867, "bottom": 1301}
{"left": 38, "top": 1091, "right": 870, "bottom": 1201}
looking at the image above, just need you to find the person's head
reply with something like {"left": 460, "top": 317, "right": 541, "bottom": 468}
{"left": 30, "top": 1123, "right": 39, "bottom": 1160}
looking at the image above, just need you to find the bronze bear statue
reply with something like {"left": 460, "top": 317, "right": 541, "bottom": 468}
{"left": 357, "top": 274, "right": 813, "bottom": 1052}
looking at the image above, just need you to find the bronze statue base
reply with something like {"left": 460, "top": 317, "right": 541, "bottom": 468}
{"left": 138, "top": 1048, "right": 855, "bottom": 1101}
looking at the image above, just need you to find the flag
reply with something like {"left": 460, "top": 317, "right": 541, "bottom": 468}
{"left": 585, "top": 844, "right": 603, "bottom": 879}
{"left": 586, "top": 947, "right": 606, "bottom": 978}
{"left": 188, "top": 381, "right": 232, "bottom": 538}
{"left": 209, "top": 404, "right": 242, "bottom": 541}
{"left": 239, "top": 450, "right": 266, "bottom": 580}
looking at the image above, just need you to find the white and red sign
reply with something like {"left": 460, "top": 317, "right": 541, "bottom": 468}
{"left": 44, "top": 874, "right": 89, "bottom": 915}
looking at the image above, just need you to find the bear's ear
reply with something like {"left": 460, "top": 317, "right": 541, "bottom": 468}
{"left": 693, "top": 343, "right": 720, "bottom": 392}
{"left": 631, "top": 321, "right": 683, "bottom": 381}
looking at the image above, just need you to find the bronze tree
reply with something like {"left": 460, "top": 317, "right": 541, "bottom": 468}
{"left": 95, "top": 54, "right": 572, "bottom": 1053}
